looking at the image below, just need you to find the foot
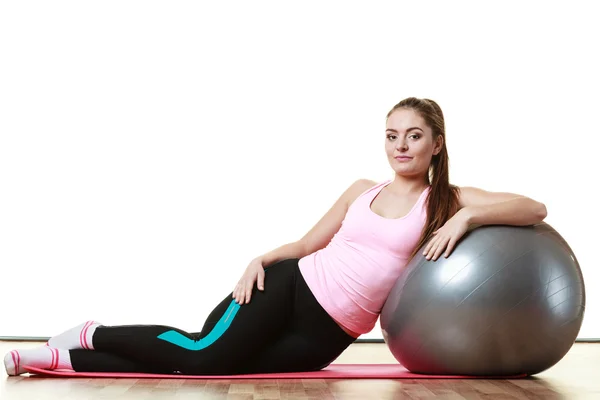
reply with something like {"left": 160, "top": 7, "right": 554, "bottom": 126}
{"left": 4, "top": 347, "right": 71, "bottom": 376}
{"left": 4, "top": 350, "right": 21, "bottom": 376}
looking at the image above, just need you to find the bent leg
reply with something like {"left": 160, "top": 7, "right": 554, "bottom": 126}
{"left": 240, "top": 267, "right": 357, "bottom": 374}
{"left": 240, "top": 330, "right": 354, "bottom": 374}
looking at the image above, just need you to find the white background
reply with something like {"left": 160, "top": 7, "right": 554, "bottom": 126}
{"left": 1, "top": 1, "right": 598, "bottom": 340}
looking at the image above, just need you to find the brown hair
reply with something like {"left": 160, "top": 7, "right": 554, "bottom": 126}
{"left": 387, "top": 97, "right": 461, "bottom": 260}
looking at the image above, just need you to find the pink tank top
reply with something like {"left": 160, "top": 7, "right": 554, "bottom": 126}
{"left": 298, "top": 179, "right": 430, "bottom": 335}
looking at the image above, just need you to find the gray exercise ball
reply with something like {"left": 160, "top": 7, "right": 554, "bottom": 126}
{"left": 380, "top": 222, "right": 585, "bottom": 376}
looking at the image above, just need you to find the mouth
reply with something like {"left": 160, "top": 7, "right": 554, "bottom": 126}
{"left": 394, "top": 156, "right": 413, "bottom": 161}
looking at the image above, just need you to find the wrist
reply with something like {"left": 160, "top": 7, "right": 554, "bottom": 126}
{"left": 460, "top": 206, "right": 478, "bottom": 224}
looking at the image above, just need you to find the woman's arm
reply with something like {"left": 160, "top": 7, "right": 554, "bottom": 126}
{"left": 458, "top": 186, "right": 547, "bottom": 226}
{"left": 422, "top": 186, "right": 547, "bottom": 261}
{"left": 234, "top": 179, "right": 370, "bottom": 304}
{"left": 258, "top": 241, "right": 309, "bottom": 267}
{"left": 258, "top": 179, "right": 375, "bottom": 267}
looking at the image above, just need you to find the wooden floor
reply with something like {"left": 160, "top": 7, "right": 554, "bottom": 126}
{"left": 1, "top": 341, "right": 598, "bottom": 399}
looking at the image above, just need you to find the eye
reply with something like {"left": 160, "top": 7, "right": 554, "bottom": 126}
{"left": 409, "top": 134, "right": 421, "bottom": 140}
{"left": 387, "top": 134, "right": 397, "bottom": 140}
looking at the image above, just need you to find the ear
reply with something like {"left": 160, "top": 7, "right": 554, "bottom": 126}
{"left": 433, "top": 135, "right": 444, "bottom": 155}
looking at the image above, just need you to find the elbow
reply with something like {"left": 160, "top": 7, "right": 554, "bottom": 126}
{"left": 297, "top": 239, "right": 310, "bottom": 258}
{"left": 536, "top": 202, "right": 548, "bottom": 222}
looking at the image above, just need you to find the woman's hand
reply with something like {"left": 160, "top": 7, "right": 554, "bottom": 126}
{"left": 232, "top": 258, "right": 266, "bottom": 305}
{"left": 423, "top": 208, "right": 472, "bottom": 261}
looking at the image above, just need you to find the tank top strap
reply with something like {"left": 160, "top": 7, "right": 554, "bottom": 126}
{"left": 355, "top": 179, "right": 393, "bottom": 201}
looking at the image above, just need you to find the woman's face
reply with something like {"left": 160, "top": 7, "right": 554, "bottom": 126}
{"left": 385, "top": 108, "right": 442, "bottom": 179}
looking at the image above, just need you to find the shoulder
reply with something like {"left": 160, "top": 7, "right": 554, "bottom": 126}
{"left": 357, "top": 178, "right": 379, "bottom": 189}
{"left": 354, "top": 179, "right": 380, "bottom": 196}
{"left": 456, "top": 186, "right": 472, "bottom": 208}
{"left": 344, "top": 178, "right": 379, "bottom": 207}
{"left": 456, "top": 186, "right": 486, "bottom": 209}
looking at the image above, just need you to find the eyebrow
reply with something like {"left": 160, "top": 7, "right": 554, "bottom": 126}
{"left": 385, "top": 127, "right": 424, "bottom": 133}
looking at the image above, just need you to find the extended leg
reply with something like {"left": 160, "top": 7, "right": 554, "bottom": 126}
{"left": 69, "top": 349, "right": 172, "bottom": 373}
{"left": 46, "top": 259, "right": 301, "bottom": 375}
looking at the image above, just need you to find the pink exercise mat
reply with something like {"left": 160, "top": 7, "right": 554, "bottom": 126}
{"left": 24, "top": 364, "right": 528, "bottom": 379}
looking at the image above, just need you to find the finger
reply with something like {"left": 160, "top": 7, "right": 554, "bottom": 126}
{"left": 445, "top": 237, "right": 458, "bottom": 257}
{"left": 431, "top": 240, "right": 444, "bottom": 260}
{"left": 433, "top": 237, "right": 449, "bottom": 260}
{"left": 424, "top": 243, "right": 433, "bottom": 259}
{"left": 429, "top": 237, "right": 444, "bottom": 260}
{"left": 245, "top": 288, "right": 252, "bottom": 304}
{"left": 257, "top": 270, "right": 265, "bottom": 291}
{"left": 423, "top": 245, "right": 430, "bottom": 256}
{"left": 425, "top": 239, "right": 439, "bottom": 259}
{"left": 423, "top": 239, "right": 435, "bottom": 256}
{"left": 427, "top": 247, "right": 438, "bottom": 260}
{"left": 237, "top": 285, "right": 244, "bottom": 304}
{"left": 243, "top": 284, "right": 251, "bottom": 303}
{"left": 236, "top": 285, "right": 243, "bottom": 303}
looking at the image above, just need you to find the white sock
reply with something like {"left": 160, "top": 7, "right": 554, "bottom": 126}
{"left": 4, "top": 347, "right": 72, "bottom": 376}
{"left": 47, "top": 320, "right": 100, "bottom": 350}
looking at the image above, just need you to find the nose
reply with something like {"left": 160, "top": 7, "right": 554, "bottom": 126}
{"left": 396, "top": 137, "right": 408, "bottom": 151}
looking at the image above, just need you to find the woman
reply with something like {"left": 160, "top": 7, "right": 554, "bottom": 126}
{"left": 4, "top": 97, "right": 547, "bottom": 376}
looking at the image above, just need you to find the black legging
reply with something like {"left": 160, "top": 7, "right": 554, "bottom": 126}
{"left": 69, "top": 259, "right": 357, "bottom": 375}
